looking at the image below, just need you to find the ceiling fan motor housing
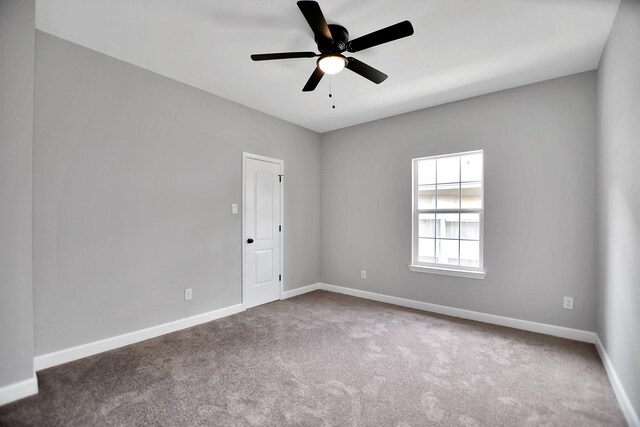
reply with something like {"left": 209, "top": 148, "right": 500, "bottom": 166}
{"left": 316, "top": 24, "right": 349, "bottom": 53}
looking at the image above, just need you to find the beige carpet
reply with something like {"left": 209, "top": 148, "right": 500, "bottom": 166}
{"left": 0, "top": 291, "right": 625, "bottom": 426}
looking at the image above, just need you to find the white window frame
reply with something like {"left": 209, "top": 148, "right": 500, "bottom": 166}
{"left": 409, "top": 150, "right": 486, "bottom": 279}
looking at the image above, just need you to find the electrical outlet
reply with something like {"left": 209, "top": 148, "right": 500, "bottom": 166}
{"left": 184, "top": 288, "right": 193, "bottom": 301}
{"left": 361, "top": 270, "right": 367, "bottom": 279}
{"left": 231, "top": 203, "right": 238, "bottom": 214}
{"left": 563, "top": 296, "right": 573, "bottom": 310}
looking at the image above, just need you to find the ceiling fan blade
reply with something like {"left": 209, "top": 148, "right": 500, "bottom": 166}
{"left": 297, "top": 1, "right": 333, "bottom": 41}
{"left": 347, "top": 20, "right": 414, "bottom": 53}
{"left": 302, "top": 66, "right": 325, "bottom": 92}
{"left": 251, "top": 52, "right": 317, "bottom": 61}
{"left": 345, "top": 57, "right": 388, "bottom": 84}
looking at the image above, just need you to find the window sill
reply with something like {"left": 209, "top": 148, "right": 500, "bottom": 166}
{"left": 408, "top": 265, "right": 486, "bottom": 280}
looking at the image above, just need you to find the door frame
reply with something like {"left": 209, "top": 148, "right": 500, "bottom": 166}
{"left": 241, "top": 152, "right": 284, "bottom": 308}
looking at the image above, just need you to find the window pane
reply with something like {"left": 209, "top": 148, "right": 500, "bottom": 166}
{"left": 436, "top": 213, "right": 459, "bottom": 239}
{"left": 460, "top": 213, "right": 480, "bottom": 240}
{"left": 460, "top": 240, "right": 480, "bottom": 267}
{"left": 461, "top": 182, "right": 482, "bottom": 209}
{"left": 436, "top": 239, "right": 459, "bottom": 266}
{"left": 418, "top": 238, "right": 436, "bottom": 263}
{"left": 461, "top": 153, "right": 483, "bottom": 182}
{"left": 418, "top": 185, "right": 436, "bottom": 209}
{"left": 436, "top": 156, "right": 460, "bottom": 183}
{"left": 418, "top": 159, "right": 436, "bottom": 185}
{"left": 413, "top": 151, "right": 483, "bottom": 270}
{"left": 436, "top": 183, "right": 459, "bottom": 209}
{"left": 418, "top": 213, "right": 436, "bottom": 238}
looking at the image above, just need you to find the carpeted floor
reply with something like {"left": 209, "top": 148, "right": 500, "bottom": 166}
{"left": 0, "top": 290, "right": 626, "bottom": 426}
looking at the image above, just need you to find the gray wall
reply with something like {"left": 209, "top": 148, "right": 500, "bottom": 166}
{"left": 0, "top": 0, "right": 35, "bottom": 387}
{"left": 34, "top": 32, "right": 321, "bottom": 355}
{"left": 321, "top": 72, "right": 598, "bottom": 331}
{"left": 597, "top": 0, "right": 640, "bottom": 418}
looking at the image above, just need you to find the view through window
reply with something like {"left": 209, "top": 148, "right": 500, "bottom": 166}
{"left": 412, "top": 151, "right": 483, "bottom": 270}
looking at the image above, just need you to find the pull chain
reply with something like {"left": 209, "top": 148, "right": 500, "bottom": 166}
{"left": 329, "top": 76, "right": 336, "bottom": 109}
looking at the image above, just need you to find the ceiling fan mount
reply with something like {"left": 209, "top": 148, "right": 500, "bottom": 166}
{"left": 250, "top": 1, "right": 414, "bottom": 92}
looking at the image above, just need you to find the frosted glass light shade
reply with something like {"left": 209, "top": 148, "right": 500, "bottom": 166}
{"left": 318, "top": 55, "right": 346, "bottom": 75}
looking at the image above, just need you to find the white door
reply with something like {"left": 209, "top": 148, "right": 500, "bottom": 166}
{"left": 243, "top": 154, "right": 282, "bottom": 309}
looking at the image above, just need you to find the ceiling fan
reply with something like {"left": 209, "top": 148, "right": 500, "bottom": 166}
{"left": 250, "top": 1, "right": 414, "bottom": 92}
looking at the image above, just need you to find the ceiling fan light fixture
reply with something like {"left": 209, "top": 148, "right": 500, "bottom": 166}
{"left": 318, "top": 54, "right": 346, "bottom": 75}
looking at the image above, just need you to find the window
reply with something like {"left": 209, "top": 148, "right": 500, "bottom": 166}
{"left": 410, "top": 150, "right": 485, "bottom": 279}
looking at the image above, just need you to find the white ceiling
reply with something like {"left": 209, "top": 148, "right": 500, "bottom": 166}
{"left": 36, "top": 0, "right": 620, "bottom": 133}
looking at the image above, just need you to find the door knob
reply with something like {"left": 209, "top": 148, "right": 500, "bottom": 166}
{"left": 247, "top": 238, "right": 254, "bottom": 244}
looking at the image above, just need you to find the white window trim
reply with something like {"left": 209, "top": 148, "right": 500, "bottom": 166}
{"left": 409, "top": 150, "right": 486, "bottom": 279}
{"left": 408, "top": 264, "right": 486, "bottom": 279}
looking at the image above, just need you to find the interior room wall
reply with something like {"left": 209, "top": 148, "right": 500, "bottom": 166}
{"left": 33, "top": 32, "right": 321, "bottom": 356}
{"left": 597, "top": 0, "right": 640, "bottom": 420}
{"left": 320, "top": 72, "right": 598, "bottom": 332}
{"left": 0, "top": 0, "right": 36, "bottom": 391}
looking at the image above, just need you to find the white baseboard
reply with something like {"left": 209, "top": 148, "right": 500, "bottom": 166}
{"left": 34, "top": 303, "right": 245, "bottom": 371}
{"left": 318, "top": 283, "right": 597, "bottom": 343}
{"left": 281, "top": 283, "right": 322, "bottom": 299}
{"left": 0, "top": 374, "right": 38, "bottom": 406}
{"left": 33, "top": 282, "right": 322, "bottom": 372}
{"left": 595, "top": 336, "right": 640, "bottom": 427}
{"left": 34, "top": 282, "right": 323, "bottom": 372}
